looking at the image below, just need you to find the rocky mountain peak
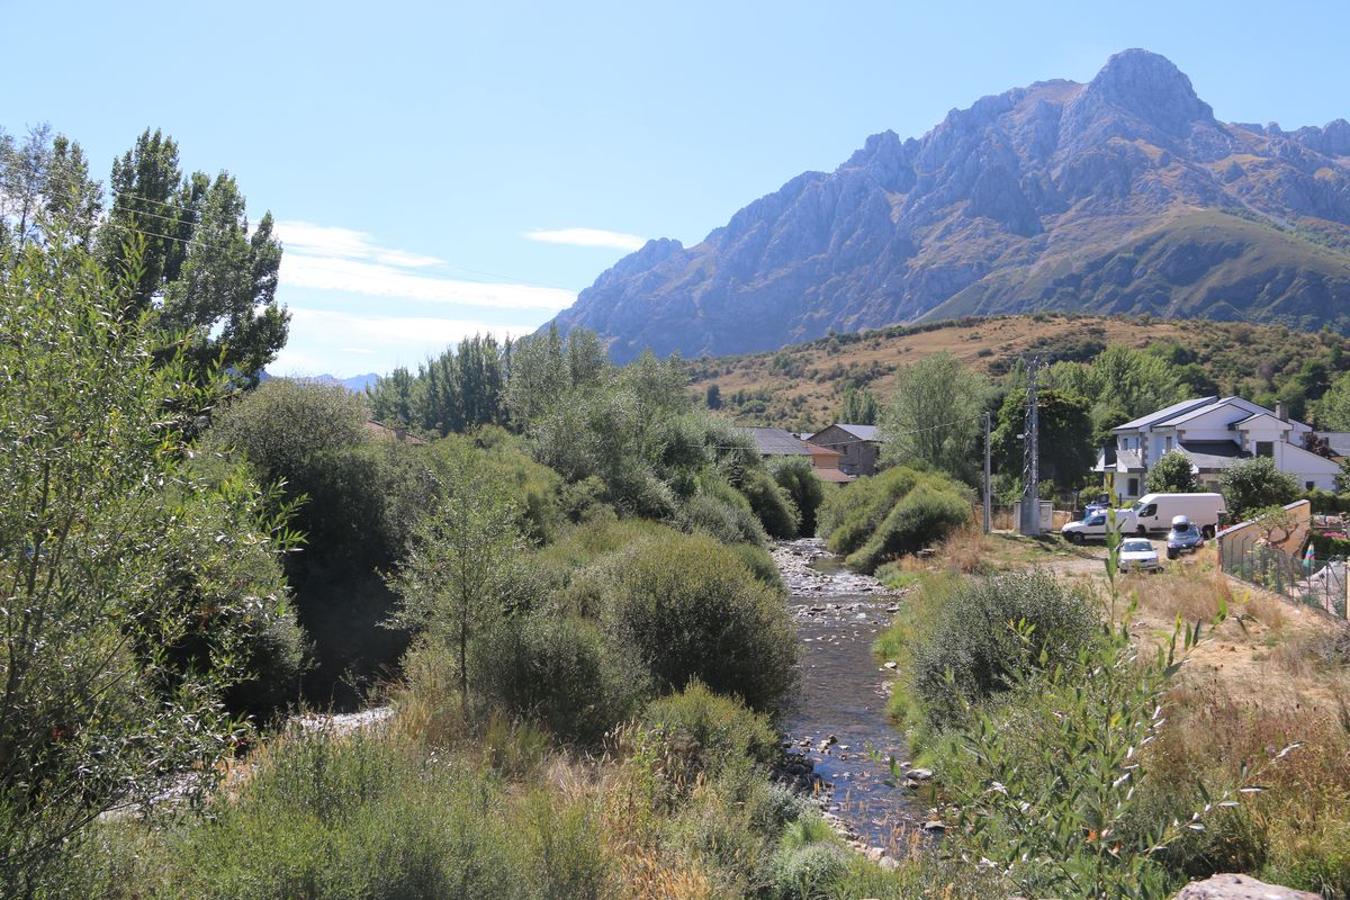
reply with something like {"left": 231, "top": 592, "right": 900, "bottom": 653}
{"left": 549, "top": 50, "right": 1350, "bottom": 362}
{"left": 1082, "top": 48, "right": 1214, "bottom": 134}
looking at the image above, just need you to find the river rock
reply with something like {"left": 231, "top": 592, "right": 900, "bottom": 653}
{"left": 1171, "top": 874, "right": 1319, "bottom": 900}
{"left": 906, "top": 767, "right": 934, "bottom": 781}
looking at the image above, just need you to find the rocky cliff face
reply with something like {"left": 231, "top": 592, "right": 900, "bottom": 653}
{"left": 548, "top": 50, "right": 1350, "bottom": 361}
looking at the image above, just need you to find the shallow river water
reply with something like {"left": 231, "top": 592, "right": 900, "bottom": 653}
{"left": 774, "top": 539, "right": 931, "bottom": 854}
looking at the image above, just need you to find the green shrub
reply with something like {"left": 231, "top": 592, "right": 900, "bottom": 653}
{"left": 819, "top": 467, "right": 970, "bottom": 572}
{"left": 729, "top": 542, "right": 787, "bottom": 593}
{"left": 1220, "top": 456, "right": 1300, "bottom": 519}
{"left": 603, "top": 534, "right": 798, "bottom": 713}
{"left": 906, "top": 571, "right": 1098, "bottom": 729}
{"left": 939, "top": 623, "right": 1206, "bottom": 899}
{"left": 844, "top": 484, "right": 970, "bottom": 574}
{"left": 641, "top": 681, "right": 781, "bottom": 772}
{"left": 470, "top": 615, "right": 646, "bottom": 745}
{"left": 770, "top": 842, "right": 849, "bottom": 899}
{"left": 682, "top": 489, "right": 769, "bottom": 547}
{"left": 738, "top": 467, "right": 800, "bottom": 539}
{"left": 158, "top": 731, "right": 523, "bottom": 899}
{"left": 818, "top": 466, "right": 926, "bottom": 556}
{"left": 1309, "top": 531, "right": 1350, "bottom": 558}
{"left": 770, "top": 456, "right": 827, "bottom": 537}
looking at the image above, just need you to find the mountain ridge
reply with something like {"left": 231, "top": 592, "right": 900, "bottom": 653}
{"left": 548, "top": 49, "right": 1350, "bottom": 361}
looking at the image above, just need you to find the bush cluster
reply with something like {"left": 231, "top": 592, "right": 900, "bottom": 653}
{"left": 877, "top": 571, "right": 1099, "bottom": 734}
{"left": 818, "top": 466, "right": 972, "bottom": 573}
{"left": 604, "top": 532, "right": 798, "bottom": 714}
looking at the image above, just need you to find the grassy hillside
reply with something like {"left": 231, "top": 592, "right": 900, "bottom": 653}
{"left": 687, "top": 313, "right": 1350, "bottom": 429}
{"left": 921, "top": 209, "right": 1350, "bottom": 327}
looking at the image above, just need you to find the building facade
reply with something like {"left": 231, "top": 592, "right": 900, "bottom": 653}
{"left": 806, "top": 423, "right": 882, "bottom": 476}
{"left": 1096, "top": 397, "right": 1340, "bottom": 501}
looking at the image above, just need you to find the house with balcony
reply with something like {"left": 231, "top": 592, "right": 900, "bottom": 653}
{"left": 1095, "top": 396, "right": 1340, "bottom": 501}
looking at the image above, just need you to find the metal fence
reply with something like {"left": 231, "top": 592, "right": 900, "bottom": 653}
{"left": 1219, "top": 541, "right": 1348, "bottom": 619}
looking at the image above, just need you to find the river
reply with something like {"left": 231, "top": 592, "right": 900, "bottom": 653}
{"left": 774, "top": 539, "right": 932, "bottom": 858}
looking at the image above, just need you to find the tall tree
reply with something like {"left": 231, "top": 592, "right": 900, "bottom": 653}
{"left": 159, "top": 174, "right": 288, "bottom": 383}
{"left": 0, "top": 125, "right": 103, "bottom": 254}
{"left": 0, "top": 232, "right": 290, "bottom": 894}
{"left": 1315, "top": 370, "right": 1350, "bottom": 430}
{"left": 992, "top": 388, "right": 1095, "bottom": 491}
{"left": 839, "top": 384, "right": 879, "bottom": 425}
{"left": 386, "top": 453, "right": 527, "bottom": 708}
{"left": 98, "top": 129, "right": 192, "bottom": 308}
{"left": 880, "top": 352, "right": 989, "bottom": 483}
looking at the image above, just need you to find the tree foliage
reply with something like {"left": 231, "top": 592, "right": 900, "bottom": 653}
{"left": 1045, "top": 345, "right": 1187, "bottom": 446}
{"left": 207, "top": 379, "right": 431, "bottom": 703}
{"left": 992, "top": 388, "right": 1096, "bottom": 491}
{"left": 1146, "top": 450, "right": 1199, "bottom": 494}
{"left": 880, "top": 352, "right": 989, "bottom": 483}
{"left": 839, "top": 384, "right": 879, "bottom": 425}
{"left": 1219, "top": 456, "right": 1300, "bottom": 520}
{"left": 366, "top": 334, "right": 508, "bottom": 435}
{"left": 770, "top": 456, "right": 827, "bottom": 537}
{"left": 1314, "top": 370, "right": 1350, "bottom": 431}
{"left": 386, "top": 451, "right": 529, "bottom": 708}
{"left": 0, "top": 125, "right": 288, "bottom": 384}
{"left": 0, "top": 235, "right": 297, "bottom": 894}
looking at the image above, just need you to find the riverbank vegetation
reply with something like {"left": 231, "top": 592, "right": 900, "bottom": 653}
{"left": 5, "top": 175, "right": 1348, "bottom": 897}
{"left": 873, "top": 537, "right": 1350, "bottom": 898}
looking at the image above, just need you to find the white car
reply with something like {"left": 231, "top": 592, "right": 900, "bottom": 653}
{"left": 1118, "top": 538, "right": 1162, "bottom": 573}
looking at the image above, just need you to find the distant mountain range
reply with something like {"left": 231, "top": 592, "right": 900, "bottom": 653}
{"left": 260, "top": 371, "right": 379, "bottom": 392}
{"left": 548, "top": 49, "right": 1350, "bottom": 361}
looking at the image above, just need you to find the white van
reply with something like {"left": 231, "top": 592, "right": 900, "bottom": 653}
{"left": 1126, "top": 493, "right": 1225, "bottom": 538}
{"left": 1061, "top": 508, "right": 1136, "bottom": 544}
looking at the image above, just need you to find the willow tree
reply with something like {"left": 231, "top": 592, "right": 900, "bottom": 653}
{"left": 0, "top": 231, "right": 298, "bottom": 895}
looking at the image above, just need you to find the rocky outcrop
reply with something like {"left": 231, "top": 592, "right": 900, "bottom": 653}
{"left": 548, "top": 50, "right": 1350, "bottom": 362}
{"left": 1171, "top": 873, "right": 1320, "bottom": 899}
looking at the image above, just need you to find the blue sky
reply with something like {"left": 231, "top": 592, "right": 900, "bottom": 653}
{"left": 6, "top": 0, "right": 1348, "bottom": 376}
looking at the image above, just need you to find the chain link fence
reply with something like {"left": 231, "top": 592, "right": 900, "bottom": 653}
{"left": 1219, "top": 540, "right": 1348, "bottom": 619}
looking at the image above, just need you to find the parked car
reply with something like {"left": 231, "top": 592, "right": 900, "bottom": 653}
{"left": 1061, "top": 508, "right": 1133, "bottom": 544}
{"left": 1062, "top": 510, "right": 1110, "bottom": 544}
{"left": 1118, "top": 538, "right": 1162, "bottom": 572}
{"left": 1166, "top": 515, "right": 1205, "bottom": 560}
{"left": 1126, "top": 493, "right": 1226, "bottom": 537}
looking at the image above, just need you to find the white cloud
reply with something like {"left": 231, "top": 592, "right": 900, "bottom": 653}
{"left": 272, "top": 307, "right": 529, "bottom": 378}
{"left": 273, "top": 220, "right": 445, "bottom": 268}
{"left": 274, "top": 219, "right": 576, "bottom": 312}
{"left": 280, "top": 254, "right": 575, "bottom": 311}
{"left": 523, "top": 227, "right": 647, "bottom": 251}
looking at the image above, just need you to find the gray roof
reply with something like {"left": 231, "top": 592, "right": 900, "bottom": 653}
{"left": 810, "top": 422, "right": 881, "bottom": 442}
{"left": 1179, "top": 439, "right": 1250, "bottom": 470}
{"left": 742, "top": 427, "right": 810, "bottom": 456}
{"left": 1112, "top": 397, "right": 1218, "bottom": 433}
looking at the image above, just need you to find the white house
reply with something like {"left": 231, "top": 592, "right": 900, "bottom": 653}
{"left": 1095, "top": 396, "right": 1340, "bottom": 501}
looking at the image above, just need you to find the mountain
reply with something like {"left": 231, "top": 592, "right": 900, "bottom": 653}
{"left": 259, "top": 371, "right": 380, "bottom": 392}
{"left": 548, "top": 50, "right": 1350, "bottom": 362}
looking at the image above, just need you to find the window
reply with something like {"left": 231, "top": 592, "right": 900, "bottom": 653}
{"left": 1127, "top": 477, "right": 1139, "bottom": 496}
{"left": 1256, "top": 441, "right": 1274, "bottom": 458}
{"left": 1142, "top": 504, "right": 1157, "bottom": 518}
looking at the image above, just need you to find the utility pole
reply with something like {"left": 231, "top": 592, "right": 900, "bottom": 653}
{"left": 983, "top": 410, "right": 992, "bottom": 534}
{"left": 1019, "top": 356, "right": 1041, "bottom": 536}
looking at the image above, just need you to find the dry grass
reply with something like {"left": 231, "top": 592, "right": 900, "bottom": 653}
{"left": 1149, "top": 685, "right": 1350, "bottom": 895}
{"left": 1127, "top": 566, "right": 1237, "bottom": 624}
